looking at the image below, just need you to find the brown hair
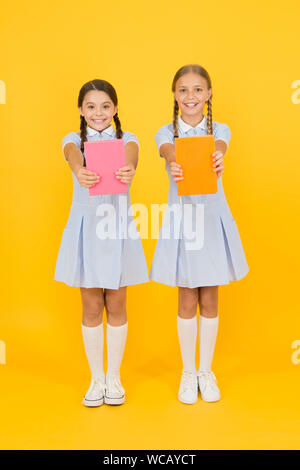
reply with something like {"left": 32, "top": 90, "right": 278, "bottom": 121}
{"left": 77, "top": 79, "right": 123, "bottom": 166}
{"left": 171, "top": 64, "right": 213, "bottom": 138}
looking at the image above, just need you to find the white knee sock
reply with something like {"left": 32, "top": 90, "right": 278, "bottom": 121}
{"left": 81, "top": 323, "right": 105, "bottom": 381}
{"left": 106, "top": 322, "right": 128, "bottom": 378}
{"left": 177, "top": 315, "right": 197, "bottom": 373}
{"left": 198, "top": 315, "right": 219, "bottom": 373}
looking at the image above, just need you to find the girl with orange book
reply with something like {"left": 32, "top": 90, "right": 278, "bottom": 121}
{"left": 150, "top": 64, "right": 249, "bottom": 404}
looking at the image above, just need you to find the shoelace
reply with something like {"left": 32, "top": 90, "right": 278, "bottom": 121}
{"left": 106, "top": 375, "right": 124, "bottom": 395}
{"left": 181, "top": 371, "right": 197, "bottom": 391}
{"left": 90, "top": 378, "right": 106, "bottom": 395}
{"left": 198, "top": 371, "right": 217, "bottom": 390}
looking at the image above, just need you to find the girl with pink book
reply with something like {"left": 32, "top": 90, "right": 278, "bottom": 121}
{"left": 54, "top": 79, "right": 149, "bottom": 407}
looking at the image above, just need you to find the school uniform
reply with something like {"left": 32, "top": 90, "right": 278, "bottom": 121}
{"left": 149, "top": 114, "right": 249, "bottom": 288}
{"left": 54, "top": 125, "right": 149, "bottom": 289}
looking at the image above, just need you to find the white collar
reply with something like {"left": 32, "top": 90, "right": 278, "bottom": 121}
{"left": 178, "top": 114, "right": 207, "bottom": 133}
{"left": 87, "top": 124, "right": 115, "bottom": 136}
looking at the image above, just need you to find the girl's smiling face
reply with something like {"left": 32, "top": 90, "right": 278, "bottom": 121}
{"left": 174, "top": 73, "right": 212, "bottom": 120}
{"left": 79, "top": 90, "right": 117, "bottom": 132}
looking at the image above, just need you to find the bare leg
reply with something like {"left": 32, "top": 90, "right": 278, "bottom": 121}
{"left": 80, "top": 287, "right": 105, "bottom": 326}
{"left": 198, "top": 286, "right": 218, "bottom": 318}
{"left": 178, "top": 287, "right": 199, "bottom": 319}
{"left": 104, "top": 286, "right": 127, "bottom": 326}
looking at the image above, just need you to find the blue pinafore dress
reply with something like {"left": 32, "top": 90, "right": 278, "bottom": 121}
{"left": 54, "top": 125, "right": 149, "bottom": 289}
{"left": 149, "top": 115, "right": 249, "bottom": 288}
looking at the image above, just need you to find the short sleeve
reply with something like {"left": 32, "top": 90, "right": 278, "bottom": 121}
{"left": 62, "top": 132, "right": 81, "bottom": 161}
{"left": 213, "top": 122, "right": 231, "bottom": 147}
{"left": 122, "top": 131, "right": 140, "bottom": 149}
{"left": 155, "top": 125, "right": 174, "bottom": 157}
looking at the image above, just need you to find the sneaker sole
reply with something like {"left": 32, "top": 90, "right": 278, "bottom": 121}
{"left": 82, "top": 397, "right": 104, "bottom": 407}
{"left": 200, "top": 395, "right": 220, "bottom": 403}
{"left": 178, "top": 396, "right": 198, "bottom": 405}
{"left": 104, "top": 395, "right": 125, "bottom": 405}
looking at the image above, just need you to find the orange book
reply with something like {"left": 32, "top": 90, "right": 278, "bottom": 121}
{"left": 175, "top": 135, "right": 217, "bottom": 196}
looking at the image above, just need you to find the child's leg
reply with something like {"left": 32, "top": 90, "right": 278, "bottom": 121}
{"left": 177, "top": 287, "right": 199, "bottom": 373}
{"left": 80, "top": 287, "right": 106, "bottom": 406}
{"left": 80, "top": 287, "right": 105, "bottom": 379}
{"left": 198, "top": 286, "right": 219, "bottom": 372}
{"left": 105, "top": 286, "right": 127, "bottom": 375}
{"left": 81, "top": 287, "right": 105, "bottom": 326}
{"left": 197, "top": 286, "right": 220, "bottom": 402}
{"left": 177, "top": 287, "right": 199, "bottom": 404}
{"left": 104, "top": 287, "right": 127, "bottom": 405}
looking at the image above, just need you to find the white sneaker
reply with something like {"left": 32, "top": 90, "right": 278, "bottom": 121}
{"left": 197, "top": 371, "right": 220, "bottom": 402}
{"left": 178, "top": 370, "right": 198, "bottom": 404}
{"left": 104, "top": 374, "right": 125, "bottom": 405}
{"left": 82, "top": 377, "right": 106, "bottom": 407}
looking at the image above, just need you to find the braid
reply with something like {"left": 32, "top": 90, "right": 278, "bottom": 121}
{"left": 206, "top": 97, "right": 213, "bottom": 135}
{"left": 173, "top": 99, "right": 179, "bottom": 138}
{"left": 80, "top": 115, "right": 87, "bottom": 167}
{"left": 113, "top": 113, "right": 123, "bottom": 139}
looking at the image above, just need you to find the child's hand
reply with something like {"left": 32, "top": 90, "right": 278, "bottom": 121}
{"left": 212, "top": 151, "right": 225, "bottom": 178}
{"left": 115, "top": 164, "right": 135, "bottom": 184}
{"left": 75, "top": 167, "right": 100, "bottom": 188}
{"left": 169, "top": 161, "right": 183, "bottom": 182}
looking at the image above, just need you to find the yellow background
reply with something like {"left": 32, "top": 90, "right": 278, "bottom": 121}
{"left": 1, "top": 0, "right": 300, "bottom": 450}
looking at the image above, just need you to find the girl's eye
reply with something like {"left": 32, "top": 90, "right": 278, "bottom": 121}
{"left": 179, "top": 88, "right": 202, "bottom": 92}
{"left": 103, "top": 105, "right": 110, "bottom": 109}
{"left": 88, "top": 106, "right": 94, "bottom": 109}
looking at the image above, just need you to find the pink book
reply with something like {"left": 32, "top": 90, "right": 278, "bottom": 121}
{"left": 84, "top": 139, "right": 128, "bottom": 195}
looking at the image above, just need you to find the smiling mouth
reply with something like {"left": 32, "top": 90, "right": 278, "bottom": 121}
{"left": 184, "top": 103, "right": 198, "bottom": 108}
{"left": 92, "top": 119, "right": 106, "bottom": 123}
